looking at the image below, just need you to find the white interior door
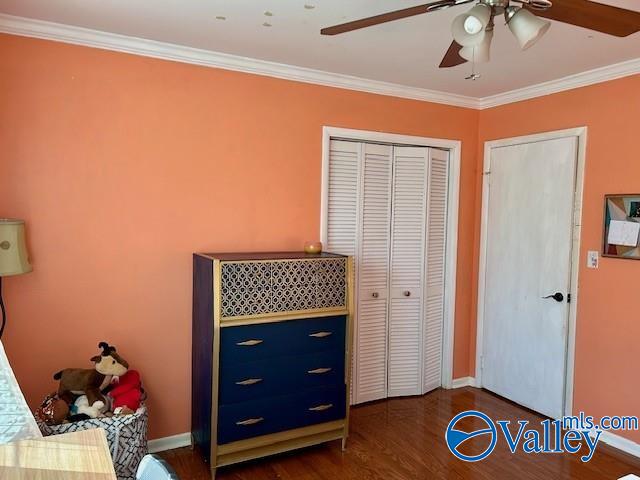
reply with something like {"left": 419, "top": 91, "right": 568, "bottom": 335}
{"left": 325, "top": 138, "right": 450, "bottom": 404}
{"left": 481, "top": 136, "right": 578, "bottom": 419}
{"left": 387, "top": 146, "right": 428, "bottom": 397}
{"left": 325, "top": 140, "right": 360, "bottom": 403}
{"left": 355, "top": 143, "right": 393, "bottom": 404}
{"left": 423, "top": 149, "right": 449, "bottom": 394}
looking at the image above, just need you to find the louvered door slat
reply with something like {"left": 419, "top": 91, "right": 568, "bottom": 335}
{"left": 354, "top": 143, "right": 392, "bottom": 404}
{"left": 388, "top": 147, "right": 428, "bottom": 398}
{"left": 423, "top": 149, "right": 449, "bottom": 393}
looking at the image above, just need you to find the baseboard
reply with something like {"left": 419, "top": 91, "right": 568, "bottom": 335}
{"left": 148, "top": 432, "right": 191, "bottom": 453}
{"left": 592, "top": 430, "right": 640, "bottom": 460}
{"left": 450, "top": 377, "right": 476, "bottom": 389}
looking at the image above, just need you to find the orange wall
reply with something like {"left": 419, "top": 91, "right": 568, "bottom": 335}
{"left": 0, "top": 34, "right": 479, "bottom": 439}
{"left": 478, "top": 74, "right": 640, "bottom": 442}
{"left": 4, "top": 31, "right": 637, "bottom": 444}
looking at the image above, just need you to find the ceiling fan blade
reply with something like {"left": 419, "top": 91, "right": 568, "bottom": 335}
{"left": 439, "top": 41, "right": 467, "bottom": 68}
{"left": 321, "top": 0, "right": 473, "bottom": 35}
{"left": 527, "top": 0, "right": 640, "bottom": 37}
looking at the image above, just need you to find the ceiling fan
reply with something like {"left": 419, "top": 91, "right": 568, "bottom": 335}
{"left": 320, "top": 0, "right": 640, "bottom": 69}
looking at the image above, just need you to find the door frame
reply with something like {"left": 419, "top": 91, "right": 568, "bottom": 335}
{"left": 475, "top": 127, "right": 587, "bottom": 418}
{"left": 320, "top": 126, "right": 462, "bottom": 390}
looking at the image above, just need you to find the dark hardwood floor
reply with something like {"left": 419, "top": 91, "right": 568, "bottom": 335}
{"left": 160, "top": 387, "right": 640, "bottom": 479}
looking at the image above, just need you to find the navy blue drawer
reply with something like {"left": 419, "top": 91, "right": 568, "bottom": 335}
{"left": 219, "top": 350, "right": 344, "bottom": 405}
{"left": 217, "top": 384, "right": 346, "bottom": 445}
{"left": 220, "top": 316, "right": 346, "bottom": 365}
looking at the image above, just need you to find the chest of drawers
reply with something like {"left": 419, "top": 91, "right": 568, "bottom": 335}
{"left": 192, "top": 252, "right": 353, "bottom": 476}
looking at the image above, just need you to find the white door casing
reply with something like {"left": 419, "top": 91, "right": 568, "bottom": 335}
{"left": 477, "top": 128, "right": 587, "bottom": 419}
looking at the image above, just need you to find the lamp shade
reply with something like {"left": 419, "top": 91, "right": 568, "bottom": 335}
{"left": 460, "top": 28, "right": 494, "bottom": 63}
{"left": 0, "top": 219, "right": 32, "bottom": 276}
{"left": 451, "top": 4, "right": 491, "bottom": 47}
{"left": 507, "top": 8, "right": 551, "bottom": 50}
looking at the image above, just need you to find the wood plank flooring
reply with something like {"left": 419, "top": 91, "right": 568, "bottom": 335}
{"left": 160, "top": 387, "right": 640, "bottom": 479}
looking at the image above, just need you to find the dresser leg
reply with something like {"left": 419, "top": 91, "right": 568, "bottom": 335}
{"left": 341, "top": 436, "right": 348, "bottom": 451}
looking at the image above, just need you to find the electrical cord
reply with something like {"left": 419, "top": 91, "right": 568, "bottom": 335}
{"left": 0, "top": 277, "right": 6, "bottom": 340}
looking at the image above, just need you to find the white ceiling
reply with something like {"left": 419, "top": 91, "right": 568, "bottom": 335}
{"left": 0, "top": 0, "right": 638, "bottom": 97}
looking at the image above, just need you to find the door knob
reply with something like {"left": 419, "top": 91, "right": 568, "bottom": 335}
{"left": 542, "top": 292, "right": 564, "bottom": 303}
{"left": 371, "top": 292, "right": 379, "bottom": 298}
{"left": 403, "top": 290, "right": 411, "bottom": 297}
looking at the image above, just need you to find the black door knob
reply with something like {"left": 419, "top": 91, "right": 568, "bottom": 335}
{"left": 542, "top": 292, "right": 564, "bottom": 302}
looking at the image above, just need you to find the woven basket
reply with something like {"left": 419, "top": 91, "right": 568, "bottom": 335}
{"left": 36, "top": 405, "right": 148, "bottom": 480}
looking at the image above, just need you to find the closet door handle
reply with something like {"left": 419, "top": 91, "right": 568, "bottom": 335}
{"left": 403, "top": 290, "right": 411, "bottom": 297}
{"left": 236, "top": 417, "right": 264, "bottom": 426}
{"left": 309, "top": 331, "right": 332, "bottom": 338}
{"left": 371, "top": 292, "right": 379, "bottom": 298}
{"left": 308, "top": 404, "right": 333, "bottom": 412}
{"left": 236, "top": 339, "right": 263, "bottom": 346}
{"left": 307, "top": 367, "right": 332, "bottom": 375}
{"left": 235, "top": 378, "right": 263, "bottom": 386}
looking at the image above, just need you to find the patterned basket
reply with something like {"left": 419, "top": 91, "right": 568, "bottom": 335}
{"left": 36, "top": 404, "right": 148, "bottom": 480}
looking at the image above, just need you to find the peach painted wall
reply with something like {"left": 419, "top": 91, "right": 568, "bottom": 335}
{"left": 0, "top": 34, "right": 479, "bottom": 439}
{"left": 478, "top": 74, "right": 640, "bottom": 442}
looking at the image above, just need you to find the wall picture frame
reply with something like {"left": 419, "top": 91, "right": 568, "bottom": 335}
{"left": 603, "top": 194, "right": 640, "bottom": 260}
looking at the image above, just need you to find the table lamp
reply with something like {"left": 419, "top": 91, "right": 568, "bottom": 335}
{"left": 0, "top": 219, "right": 32, "bottom": 339}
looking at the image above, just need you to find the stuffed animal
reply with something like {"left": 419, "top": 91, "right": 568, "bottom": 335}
{"left": 107, "top": 370, "right": 143, "bottom": 413}
{"left": 53, "top": 341, "right": 129, "bottom": 406}
{"left": 70, "top": 395, "right": 106, "bottom": 419}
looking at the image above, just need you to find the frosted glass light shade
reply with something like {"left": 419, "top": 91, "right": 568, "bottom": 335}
{"left": 0, "top": 219, "right": 32, "bottom": 276}
{"left": 452, "top": 4, "right": 491, "bottom": 47}
{"left": 460, "top": 29, "right": 494, "bottom": 63}
{"left": 508, "top": 8, "right": 551, "bottom": 50}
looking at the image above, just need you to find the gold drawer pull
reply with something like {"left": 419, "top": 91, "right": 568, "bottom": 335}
{"left": 309, "top": 331, "right": 332, "bottom": 338}
{"left": 307, "top": 368, "right": 332, "bottom": 375}
{"left": 236, "top": 339, "right": 263, "bottom": 346}
{"left": 308, "top": 404, "right": 333, "bottom": 412}
{"left": 236, "top": 417, "right": 264, "bottom": 426}
{"left": 235, "top": 378, "right": 263, "bottom": 386}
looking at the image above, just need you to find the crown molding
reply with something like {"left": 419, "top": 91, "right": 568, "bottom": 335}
{"left": 0, "top": 13, "right": 479, "bottom": 109}
{"left": 478, "top": 57, "right": 640, "bottom": 109}
{"left": 0, "top": 14, "right": 638, "bottom": 111}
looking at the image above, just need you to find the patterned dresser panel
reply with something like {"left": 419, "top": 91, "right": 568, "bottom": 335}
{"left": 221, "top": 258, "right": 347, "bottom": 318}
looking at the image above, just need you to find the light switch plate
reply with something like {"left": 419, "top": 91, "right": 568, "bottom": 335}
{"left": 587, "top": 251, "right": 599, "bottom": 269}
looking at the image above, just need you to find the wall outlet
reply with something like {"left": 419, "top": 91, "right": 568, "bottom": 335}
{"left": 587, "top": 251, "right": 599, "bottom": 269}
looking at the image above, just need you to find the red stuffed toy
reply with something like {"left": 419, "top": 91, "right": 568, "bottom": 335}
{"left": 108, "top": 370, "right": 143, "bottom": 414}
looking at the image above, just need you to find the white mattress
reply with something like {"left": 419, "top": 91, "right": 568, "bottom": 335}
{"left": 0, "top": 341, "right": 41, "bottom": 443}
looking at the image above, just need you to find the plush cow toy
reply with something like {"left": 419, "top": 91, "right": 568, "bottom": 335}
{"left": 53, "top": 341, "right": 129, "bottom": 407}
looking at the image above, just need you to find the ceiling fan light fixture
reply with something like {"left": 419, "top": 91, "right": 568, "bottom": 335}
{"left": 460, "top": 28, "right": 493, "bottom": 63}
{"left": 506, "top": 7, "right": 551, "bottom": 50}
{"left": 451, "top": 3, "right": 491, "bottom": 47}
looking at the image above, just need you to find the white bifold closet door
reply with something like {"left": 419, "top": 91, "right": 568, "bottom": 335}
{"left": 355, "top": 142, "right": 393, "bottom": 403}
{"left": 325, "top": 139, "right": 448, "bottom": 405}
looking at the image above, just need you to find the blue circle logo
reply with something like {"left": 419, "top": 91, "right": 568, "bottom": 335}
{"left": 445, "top": 410, "right": 497, "bottom": 462}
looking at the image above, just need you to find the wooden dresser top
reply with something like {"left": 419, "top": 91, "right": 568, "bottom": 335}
{"left": 196, "top": 252, "right": 346, "bottom": 261}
